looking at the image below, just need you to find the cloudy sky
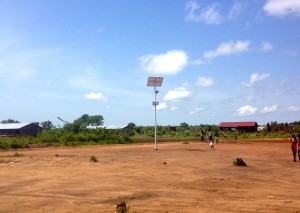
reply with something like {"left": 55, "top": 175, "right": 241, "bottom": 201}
{"left": 0, "top": 0, "right": 299, "bottom": 126}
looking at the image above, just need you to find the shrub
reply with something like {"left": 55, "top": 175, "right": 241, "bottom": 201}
{"left": 10, "top": 139, "right": 29, "bottom": 149}
{"left": 60, "top": 132, "right": 76, "bottom": 143}
{"left": 38, "top": 129, "right": 61, "bottom": 143}
{"left": 13, "top": 152, "right": 25, "bottom": 157}
{"left": 115, "top": 201, "right": 130, "bottom": 213}
{"left": 233, "top": 158, "right": 247, "bottom": 166}
{"left": 183, "top": 140, "right": 189, "bottom": 144}
{"left": 0, "top": 139, "right": 9, "bottom": 150}
{"left": 90, "top": 155, "right": 98, "bottom": 162}
{"left": 76, "top": 132, "right": 89, "bottom": 142}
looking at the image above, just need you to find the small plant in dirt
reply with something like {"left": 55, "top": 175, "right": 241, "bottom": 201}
{"left": 115, "top": 201, "right": 130, "bottom": 213}
{"left": 13, "top": 152, "right": 24, "bottom": 157}
{"left": 183, "top": 140, "right": 189, "bottom": 144}
{"left": 233, "top": 158, "right": 247, "bottom": 166}
{"left": 90, "top": 155, "right": 98, "bottom": 162}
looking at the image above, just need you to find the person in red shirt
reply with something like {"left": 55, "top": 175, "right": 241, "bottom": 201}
{"left": 290, "top": 134, "right": 297, "bottom": 162}
{"left": 297, "top": 134, "right": 300, "bottom": 162}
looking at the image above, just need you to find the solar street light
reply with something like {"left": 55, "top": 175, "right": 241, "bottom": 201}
{"left": 147, "top": 77, "right": 164, "bottom": 150}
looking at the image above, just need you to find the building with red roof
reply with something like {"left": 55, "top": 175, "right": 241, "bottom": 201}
{"left": 218, "top": 122, "right": 258, "bottom": 132}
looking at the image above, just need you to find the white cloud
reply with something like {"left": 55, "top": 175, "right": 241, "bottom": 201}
{"left": 200, "top": 3, "right": 223, "bottom": 24}
{"left": 170, "top": 106, "right": 178, "bottom": 111}
{"left": 185, "top": 1, "right": 223, "bottom": 25}
{"left": 261, "top": 105, "right": 278, "bottom": 114}
{"left": 164, "top": 87, "right": 191, "bottom": 101}
{"left": 260, "top": 41, "right": 273, "bottom": 52}
{"left": 156, "top": 102, "right": 168, "bottom": 111}
{"left": 185, "top": 1, "right": 200, "bottom": 21}
{"left": 203, "top": 40, "right": 251, "bottom": 60}
{"left": 263, "top": 0, "right": 300, "bottom": 17}
{"left": 84, "top": 92, "right": 107, "bottom": 101}
{"left": 188, "top": 107, "right": 204, "bottom": 115}
{"left": 228, "top": 2, "right": 244, "bottom": 19}
{"left": 139, "top": 50, "right": 188, "bottom": 76}
{"left": 234, "top": 105, "right": 257, "bottom": 116}
{"left": 286, "top": 106, "right": 300, "bottom": 112}
{"left": 196, "top": 77, "right": 215, "bottom": 87}
{"left": 244, "top": 73, "right": 270, "bottom": 87}
{"left": 191, "top": 59, "right": 205, "bottom": 65}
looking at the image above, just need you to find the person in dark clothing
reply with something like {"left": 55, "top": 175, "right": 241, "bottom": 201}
{"left": 215, "top": 130, "right": 219, "bottom": 143}
{"left": 290, "top": 134, "right": 297, "bottom": 162}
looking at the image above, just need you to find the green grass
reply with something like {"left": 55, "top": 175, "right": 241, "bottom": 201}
{"left": 13, "top": 152, "right": 25, "bottom": 157}
{"left": 115, "top": 202, "right": 130, "bottom": 213}
{"left": 183, "top": 140, "right": 189, "bottom": 144}
{"left": 90, "top": 155, "right": 98, "bottom": 162}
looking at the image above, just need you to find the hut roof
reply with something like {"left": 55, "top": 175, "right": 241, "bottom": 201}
{"left": 219, "top": 122, "right": 257, "bottom": 127}
{"left": 0, "top": 123, "right": 31, "bottom": 130}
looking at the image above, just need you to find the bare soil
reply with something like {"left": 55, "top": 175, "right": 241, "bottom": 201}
{"left": 0, "top": 139, "right": 300, "bottom": 213}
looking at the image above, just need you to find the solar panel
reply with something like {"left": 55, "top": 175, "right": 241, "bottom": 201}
{"left": 147, "top": 77, "right": 163, "bottom": 87}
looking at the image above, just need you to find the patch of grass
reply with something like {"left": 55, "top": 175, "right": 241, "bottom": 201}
{"left": 13, "top": 152, "right": 25, "bottom": 157}
{"left": 115, "top": 201, "right": 130, "bottom": 213}
{"left": 0, "top": 152, "right": 25, "bottom": 158}
{"left": 90, "top": 155, "right": 98, "bottom": 162}
{"left": 233, "top": 158, "right": 247, "bottom": 166}
{"left": 183, "top": 140, "right": 189, "bottom": 144}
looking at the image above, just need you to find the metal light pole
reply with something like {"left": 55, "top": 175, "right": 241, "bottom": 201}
{"left": 147, "top": 77, "right": 163, "bottom": 150}
{"left": 154, "top": 86, "right": 158, "bottom": 150}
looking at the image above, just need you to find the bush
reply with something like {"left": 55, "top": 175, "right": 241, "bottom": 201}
{"left": 13, "top": 152, "right": 24, "bottom": 157}
{"left": 233, "top": 158, "right": 247, "bottom": 166}
{"left": 60, "top": 132, "right": 76, "bottom": 143}
{"left": 0, "top": 138, "right": 30, "bottom": 149}
{"left": 0, "top": 139, "right": 9, "bottom": 149}
{"left": 76, "top": 132, "right": 89, "bottom": 142}
{"left": 183, "top": 140, "right": 189, "bottom": 144}
{"left": 115, "top": 202, "right": 130, "bottom": 213}
{"left": 90, "top": 155, "right": 98, "bottom": 162}
{"left": 38, "top": 129, "right": 62, "bottom": 143}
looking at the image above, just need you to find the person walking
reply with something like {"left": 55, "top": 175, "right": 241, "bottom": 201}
{"left": 290, "top": 134, "right": 297, "bottom": 162}
{"left": 200, "top": 129, "right": 204, "bottom": 142}
{"left": 215, "top": 130, "right": 219, "bottom": 143}
{"left": 208, "top": 130, "right": 213, "bottom": 142}
{"left": 210, "top": 136, "right": 215, "bottom": 150}
{"left": 297, "top": 134, "right": 300, "bottom": 162}
{"left": 224, "top": 131, "right": 228, "bottom": 140}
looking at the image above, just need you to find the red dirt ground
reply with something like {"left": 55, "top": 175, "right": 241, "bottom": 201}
{"left": 0, "top": 139, "right": 300, "bottom": 213}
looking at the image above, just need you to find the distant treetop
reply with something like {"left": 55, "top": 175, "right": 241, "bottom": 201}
{"left": 1, "top": 119, "right": 20, "bottom": 124}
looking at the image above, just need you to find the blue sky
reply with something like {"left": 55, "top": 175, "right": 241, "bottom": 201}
{"left": 0, "top": 0, "right": 300, "bottom": 126}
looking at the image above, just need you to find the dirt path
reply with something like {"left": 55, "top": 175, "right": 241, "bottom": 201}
{"left": 0, "top": 140, "right": 299, "bottom": 212}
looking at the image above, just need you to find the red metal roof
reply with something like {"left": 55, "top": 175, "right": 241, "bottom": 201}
{"left": 219, "top": 122, "right": 257, "bottom": 127}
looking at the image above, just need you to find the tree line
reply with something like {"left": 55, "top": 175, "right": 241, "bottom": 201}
{"left": 1, "top": 115, "right": 300, "bottom": 150}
